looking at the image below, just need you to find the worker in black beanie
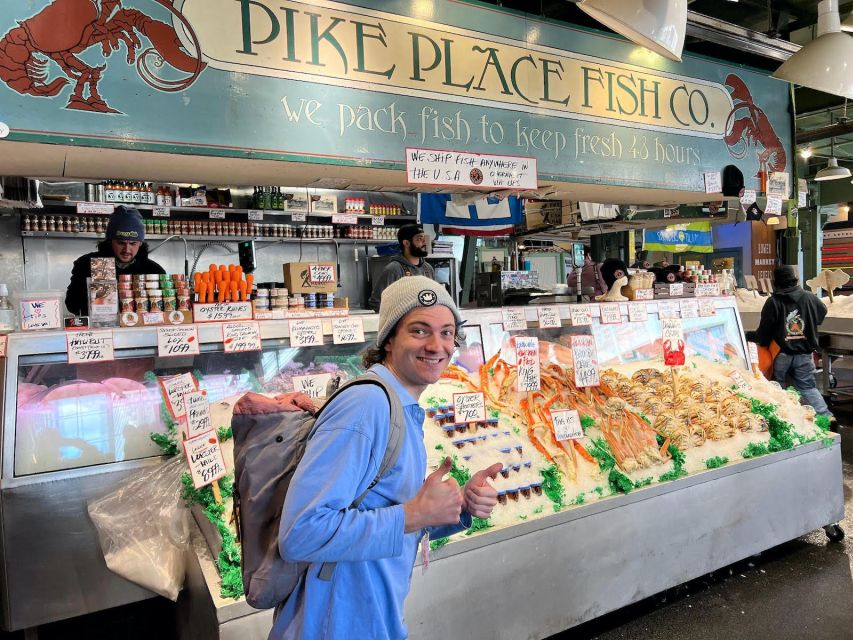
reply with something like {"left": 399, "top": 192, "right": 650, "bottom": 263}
{"left": 368, "top": 224, "right": 436, "bottom": 311}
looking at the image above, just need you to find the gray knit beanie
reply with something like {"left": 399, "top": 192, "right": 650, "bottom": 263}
{"left": 376, "top": 276, "right": 464, "bottom": 347}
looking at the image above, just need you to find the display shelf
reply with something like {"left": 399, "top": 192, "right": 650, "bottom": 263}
{"left": 20, "top": 230, "right": 395, "bottom": 244}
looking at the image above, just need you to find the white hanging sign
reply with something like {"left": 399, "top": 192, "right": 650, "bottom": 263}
{"left": 332, "top": 317, "right": 366, "bottom": 344}
{"left": 570, "top": 305, "right": 592, "bottom": 326}
{"left": 406, "top": 147, "right": 538, "bottom": 189}
{"left": 157, "top": 325, "right": 200, "bottom": 357}
{"left": 628, "top": 302, "right": 647, "bottom": 323}
{"left": 289, "top": 319, "right": 324, "bottom": 347}
{"left": 679, "top": 299, "right": 699, "bottom": 319}
{"left": 536, "top": 306, "right": 562, "bottom": 329}
{"left": 599, "top": 303, "right": 622, "bottom": 324}
{"left": 703, "top": 171, "right": 722, "bottom": 193}
{"left": 502, "top": 308, "right": 528, "bottom": 331}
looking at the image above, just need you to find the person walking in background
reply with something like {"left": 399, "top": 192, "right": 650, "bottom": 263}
{"left": 567, "top": 247, "right": 607, "bottom": 296}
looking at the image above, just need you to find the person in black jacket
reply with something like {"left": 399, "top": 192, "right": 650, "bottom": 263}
{"left": 755, "top": 264, "right": 832, "bottom": 418}
{"left": 65, "top": 206, "right": 166, "bottom": 316}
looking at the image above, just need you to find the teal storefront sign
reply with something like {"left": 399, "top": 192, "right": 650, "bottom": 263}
{"left": 0, "top": 0, "right": 792, "bottom": 192}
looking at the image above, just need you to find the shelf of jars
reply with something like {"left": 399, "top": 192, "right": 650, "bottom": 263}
{"left": 20, "top": 231, "right": 394, "bottom": 244}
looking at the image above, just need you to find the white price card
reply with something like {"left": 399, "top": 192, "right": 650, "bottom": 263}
{"left": 371, "top": 215, "right": 385, "bottom": 226}
{"left": 159, "top": 372, "right": 198, "bottom": 419}
{"left": 76, "top": 202, "right": 114, "bottom": 215}
{"left": 695, "top": 283, "right": 720, "bottom": 297}
{"left": 747, "top": 342, "right": 760, "bottom": 365}
{"left": 658, "top": 301, "right": 680, "bottom": 319}
{"left": 730, "top": 370, "right": 750, "bottom": 392}
{"left": 669, "top": 282, "right": 684, "bottom": 297}
{"left": 502, "top": 308, "right": 527, "bottom": 331}
{"left": 332, "top": 317, "right": 365, "bottom": 344}
{"left": 552, "top": 409, "right": 584, "bottom": 441}
{"left": 703, "top": 171, "right": 722, "bottom": 193}
{"left": 740, "top": 189, "right": 757, "bottom": 206}
{"left": 183, "top": 390, "right": 212, "bottom": 439}
{"left": 194, "top": 301, "right": 253, "bottom": 322}
{"left": 19, "top": 298, "right": 62, "bottom": 331}
{"left": 699, "top": 299, "right": 717, "bottom": 317}
{"left": 0, "top": 335, "right": 6, "bottom": 358}
{"left": 515, "top": 336, "right": 541, "bottom": 392}
{"left": 308, "top": 264, "right": 336, "bottom": 285}
{"left": 628, "top": 302, "right": 647, "bottom": 323}
{"left": 289, "top": 319, "right": 324, "bottom": 347}
{"left": 183, "top": 430, "right": 228, "bottom": 489}
{"left": 66, "top": 330, "right": 115, "bottom": 364}
{"left": 152, "top": 206, "right": 170, "bottom": 218}
{"left": 536, "top": 306, "right": 562, "bottom": 329}
{"left": 679, "top": 299, "right": 699, "bottom": 319}
{"left": 661, "top": 318, "right": 684, "bottom": 344}
{"left": 570, "top": 335, "right": 600, "bottom": 388}
{"left": 765, "top": 196, "right": 783, "bottom": 215}
{"left": 222, "top": 322, "right": 261, "bottom": 352}
{"left": 293, "top": 373, "right": 333, "bottom": 399}
{"left": 291, "top": 213, "right": 307, "bottom": 223}
{"left": 634, "top": 288, "right": 654, "bottom": 301}
{"left": 247, "top": 209, "right": 263, "bottom": 221}
{"left": 599, "top": 303, "right": 622, "bottom": 324}
{"left": 157, "top": 325, "right": 200, "bottom": 357}
{"left": 570, "top": 305, "right": 592, "bottom": 326}
{"left": 332, "top": 213, "right": 359, "bottom": 224}
{"left": 209, "top": 210, "right": 226, "bottom": 219}
{"left": 453, "top": 392, "right": 486, "bottom": 424}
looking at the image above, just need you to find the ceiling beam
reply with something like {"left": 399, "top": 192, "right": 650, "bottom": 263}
{"left": 685, "top": 11, "right": 800, "bottom": 61}
{"left": 797, "top": 121, "right": 853, "bottom": 145}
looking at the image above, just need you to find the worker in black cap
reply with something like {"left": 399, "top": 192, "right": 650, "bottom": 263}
{"left": 65, "top": 205, "right": 166, "bottom": 315}
{"left": 368, "top": 224, "right": 435, "bottom": 311}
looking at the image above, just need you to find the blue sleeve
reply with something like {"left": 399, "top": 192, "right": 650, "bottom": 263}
{"left": 428, "top": 511, "right": 472, "bottom": 540}
{"left": 279, "top": 386, "right": 405, "bottom": 563}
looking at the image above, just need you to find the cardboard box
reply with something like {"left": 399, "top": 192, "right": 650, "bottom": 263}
{"left": 283, "top": 262, "right": 337, "bottom": 293}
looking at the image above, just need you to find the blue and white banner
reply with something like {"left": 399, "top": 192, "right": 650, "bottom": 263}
{"left": 418, "top": 194, "right": 524, "bottom": 236}
{"left": 643, "top": 222, "right": 714, "bottom": 253}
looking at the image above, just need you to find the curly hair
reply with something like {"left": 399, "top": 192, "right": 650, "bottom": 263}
{"left": 361, "top": 345, "right": 387, "bottom": 368}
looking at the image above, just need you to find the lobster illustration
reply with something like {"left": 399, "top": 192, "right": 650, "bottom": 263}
{"left": 724, "top": 74, "right": 787, "bottom": 180}
{"left": 0, "top": 0, "right": 205, "bottom": 114}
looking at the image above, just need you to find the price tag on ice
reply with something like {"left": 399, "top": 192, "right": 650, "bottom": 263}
{"left": 679, "top": 299, "right": 699, "bottom": 319}
{"left": 289, "top": 319, "right": 324, "bottom": 347}
{"left": 703, "top": 171, "right": 722, "bottom": 193}
{"left": 599, "top": 303, "right": 622, "bottom": 324}
{"left": 157, "top": 325, "right": 200, "bottom": 357}
{"left": 570, "top": 305, "right": 592, "bottom": 326}
{"left": 571, "top": 335, "right": 600, "bottom": 388}
{"left": 552, "top": 409, "right": 583, "bottom": 441}
{"left": 502, "top": 308, "right": 527, "bottom": 331}
{"left": 152, "top": 206, "right": 170, "bottom": 218}
{"left": 222, "top": 322, "right": 261, "bottom": 352}
{"left": 658, "top": 301, "right": 679, "bottom": 319}
{"left": 159, "top": 372, "right": 198, "bottom": 419}
{"left": 699, "top": 299, "right": 717, "bottom": 317}
{"left": 209, "top": 210, "right": 226, "bottom": 220}
{"left": 293, "top": 373, "right": 333, "bottom": 399}
{"left": 182, "top": 390, "right": 212, "bottom": 439}
{"left": 453, "top": 392, "right": 486, "bottom": 424}
{"left": 371, "top": 215, "right": 385, "bottom": 226}
{"left": 668, "top": 282, "right": 684, "bottom": 297}
{"left": 515, "top": 336, "right": 540, "bottom": 392}
{"left": 332, "top": 317, "right": 365, "bottom": 344}
{"left": 308, "top": 264, "right": 335, "bottom": 285}
{"left": 730, "top": 370, "right": 750, "bottom": 392}
{"left": 536, "top": 306, "right": 561, "bottom": 329}
{"left": 747, "top": 341, "right": 760, "bottom": 365}
{"left": 66, "top": 330, "right": 114, "bottom": 363}
{"left": 247, "top": 209, "right": 263, "bottom": 221}
{"left": 628, "top": 302, "right": 647, "bottom": 323}
{"left": 183, "top": 430, "right": 227, "bottom": 489}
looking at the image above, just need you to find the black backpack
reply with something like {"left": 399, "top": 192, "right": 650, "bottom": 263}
{"left": 231, "top": 371, "right": 405, "bottom": 609}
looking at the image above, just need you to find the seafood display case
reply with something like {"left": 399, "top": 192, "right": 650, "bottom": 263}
{"left": 178, "top": 298, "right": 843, "bottom": 640}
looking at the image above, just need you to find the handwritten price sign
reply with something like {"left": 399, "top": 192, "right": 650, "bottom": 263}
{"left": 599, "top": 303, "right": 622, "bottom": 324}
{"left": 536, "top": 306, "right": 562, "bottom": 329}
{"left": 308, "top": 264, "right": 336, "bottom": 285}
{"left": 515, "top": 336, "right": 540, "bottom": 392}
{"left": 183, "top": 430, "right": 228, "bottom": 489}
{"left": 747, "top": 342, "right": 760, "bottom": 365}
{"left": 293, "top": 373, "right": 332, "bottom": 399}
{"left": 194, "top": 302, "right": 253, "bottom": 323}
{"left": 570, "top": 335, "right": 600, "bottom": 388}
{"left": 290, "top": 319, "right": 324, "bottom": 347}
{"left": 183, "top": 390, "right": 212, "bottom": 439}
{"left": 570, "top": 305, "right": 592, "bottom": 326}
{"left": 695, "top": 283, "right": 720, "bottom": 297}
{"left": 551, "top": 409, "right": 583, "bottom": 441}
{"left": 453, "top": 392, "right": 486, "bottom": 424}
{"left": 730, "top": 370, "right": 750, "bottom": 392}
{"left": 668, "top": 283, "right": 684, "bottom": 297}
{"left": 699, "top": 300, "right": 717, "bottom": 317}
{"left": 679, "top": 299, "right": 699, "bottom": 319}
{"left": 157, "top": 325, "right": 200, "bottom": 357}
{"left": 628, "top": 302, "right": 647, "bottom": 323}
{"left": 222, "top": 322, "right": 261, "bottom": 352}
{"left": 159, "top": 372, "right": 198, "bottom": 419}
{"left": 658, "top": 301, "right": 680, "bottom": 320}
{"left": 332, "top": 317, "right": 365, "bottom": 344}
{"left": 66, "top": 330, "right": 115, "bottom": 363}
{"left": 502, "top": 308, "right": 527, "bottom": 331}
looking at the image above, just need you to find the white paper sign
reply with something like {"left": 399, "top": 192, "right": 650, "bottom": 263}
{"left": 502, "top": 308, "right": 528, "bottom": 331}
{"left": 747, "top": 342, "right": 760, "bottom": 365}
{"left": 19, "top": 298, "right": 62, "bottom": 331}
{"left": 658, "top": 301, "right": 680, "bottom": 319}
{"left": 159, "top": 372, "right": 197, "bottom": 419}
{"left": 765, "top": 196, "right": 783, "bottom": 215}
{"left": 628, "top": 302, "right": 647, "bottom": 323}
{"left": 183, "top": 431, "right": 227, "bottom": 489}
{"left": 183, "top": 390, "right": 213, "bottom": 439}
{"left": 661, "top": 318, "right": 684, "bottom": 344}
{"left": 193, "top": 302, "right": 253, "bottom": 322}
{"left": 798, "top": 191, "right": 807, "bottom": 208}
{"left": 293, "top": 373, "right": 333, "bottom": 399}
{"left": 290, "top": 319, "right": 324, "bottom": 347}
{"left": 599, "top": 303, "right": 622, "bottom": 324}
{"left": 157, "top": 325, "right": 200, "bottom": 357}
{"left": 308, "top": 264, "right": 336, "bottom": 285}
{"left": 453, "top": 392, "right": 486, "bottom": 424}
{"left": 740, "top": 189, "right": 757, "bottom": 206}
{"left": 406, "top": 147, "right": 538, "bottom": 189}
{"left": 699, "top": 299, "right": 717, "bottom": 317}
{"left": 209, "top": 210, "right": 226, "bottom": 219}
{"left": 695, "top": 283, "right": 720, "bottom": 297}
{"left": 0, "top": 335, "right": 6, "bottom": 358}
{"left": 570, "top": 305, "right": 592, "bottom": 326}
{"left": 76, "top": 202, "right": 114, "bottom": 215}
{"left": 247, "top": 209, "right": 264, "bottom": 221}
{"left": 668, "top": 282, "right": 684, "bottom": 297}
{"left": 332, "top": 317, "right": 365, "bottom": 344}
{"left": 291, "top": 213, "right": 307, "bottom": 223}
{"left": 571, "top": 335, "right": 600, "bottom": 388}
{"left": 634, "top": 288, "right": 654, "bottom": 301}
{"left": 730, "top": 370, "right": 750, "bottom": 392}
{"left": 66, "top": 330, "right": 115, "bottom": 363}
{"left": 703, "top": 171, "right": 722, "bottom": 193}
{"left": 153, "top": 206, "right": 170, "bottom": 218}
{"left": 679, "top": 299, "right": 699, "bottom": 319}
{"left": 552, "top": 409, "right": 584, "bottom": 441}
{"left": 332, "top": 214, "right": 359, "bottom": 224}
{"left": 222, "top": 322, "right": 261, "bottom": 352}
{"left": 371, "top": 215, "right": 385, "bottom": 226}
{"left": 536, "top": 306, "right": 561, "bottom": 329}
{"left": 515, "top": 337, "right": 540, "bottom": 392}
{"left": 767, "top": 172, "right": 789, "bottom": 198}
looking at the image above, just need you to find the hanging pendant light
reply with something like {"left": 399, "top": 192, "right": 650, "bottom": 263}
{"left": 772, "top": 0, "right": 853, "bottom": 99}
{"left": 841, "top": 11, "right": 853, "bottom": 31}
{"left": 576, "top": 0, "right": 687, "bottom": 62}
{"left": 814, "top": 138, "right": 852, "bottom": 181}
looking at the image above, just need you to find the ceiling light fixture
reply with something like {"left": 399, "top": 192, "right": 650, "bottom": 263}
{"left": 772, "top": 0, "right": 853, "bottom": 99}
{"left": 800, "top": 147, "right": 813, "bottom": 159}
{"left": 842, "top": 11, "right": 853, "bottom": 32}
{"left": 576, "top": 0, "right": 687, "bottom": 62}
{"left": 814, "top": 139, "right": 852, "bottom": 181}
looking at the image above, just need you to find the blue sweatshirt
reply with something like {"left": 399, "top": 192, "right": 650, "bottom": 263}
{"left": 272, "top": 364, "right": 469, "bottom": 639}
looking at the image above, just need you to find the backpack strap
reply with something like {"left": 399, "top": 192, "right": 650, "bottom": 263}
{"left": 314, "top": 370, "right": 406, "bottom": 581}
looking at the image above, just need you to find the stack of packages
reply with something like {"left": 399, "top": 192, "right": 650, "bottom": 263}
{"left": 193, "top": 264, "right": 254, "bottom": 303}
{"left": 89, "top": 258, "right": 118, "bottom": 326}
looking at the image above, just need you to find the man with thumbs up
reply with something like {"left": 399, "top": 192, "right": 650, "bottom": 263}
{"left": 275, "top": 277, "right": 501, "bottom": 640}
